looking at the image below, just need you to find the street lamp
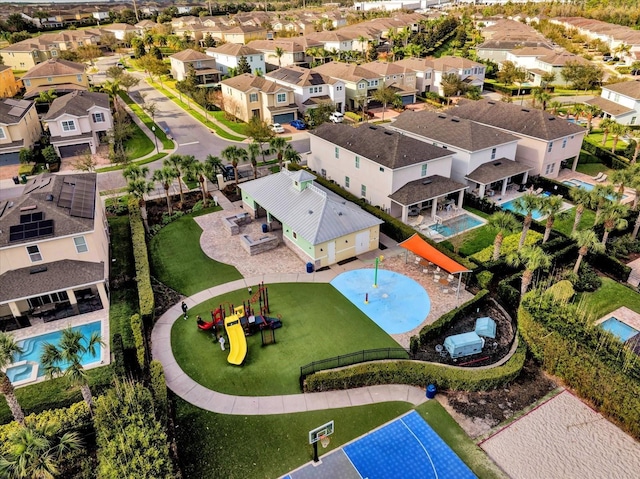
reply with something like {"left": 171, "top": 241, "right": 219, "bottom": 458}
{"left": 151, "top": 125, "right": 158, "bottom": 153}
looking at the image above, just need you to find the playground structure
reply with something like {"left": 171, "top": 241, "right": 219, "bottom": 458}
{"left": 197, "top": 282, "right": 283, "bottom": 365}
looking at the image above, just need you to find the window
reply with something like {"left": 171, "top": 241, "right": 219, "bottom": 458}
{"left": 74, "top": 236, "right": 88, "bottom": 253}
{"left": 355, "top": 156, "right": 360, "bottom": 168}
{"left": 361, "top": 184, "right": 366, "bottom": 197}
{"left": 426, "top": 72, "right": 432, "bottom": 79}
{"left": 545, "top": 163, "right": 555, "bottom": 174}
{"left": 277, "top": 93, "right": 286, "bottom": 103}
{"left": 547, "top": 141, "right": 553, "bottom": 153}
{"left": 76, "top": 74, "right": 83, "bottom": 82}
{"left": 562, "top": 138, "right": 567, "bottom": 149}
{"left": 47, "top": 77, "right": 53, "bottom": 82}
{"left": 92, "top": 112, "right": 105, "bottom": 123}
{"left": 61, "top": 120, "right": 76, "bottom": 132}
{"left": 249, "top": 93, "right": 258, "bottom": 102}
{"left": 51, "top": 50, "right": 57, "bottom": 57}
{"left": 335, "top": 147, "right": 339, "bottom": 159}
{"left": 345, "top": 176, "right": 350, "bottom": 187}
{"left": 27, "top": 245, "right": 42, "bottom": 262}
{"left": 309, "top": 87, "right": 313, "bottom": 94}
{"left": 358, "top": 82, "right": 366, "bottom": 90}
{"left": 632, "top": 117, "right": 637, "bottom": 125}
{"left": 0, "top": 128, "right": 5, "bottom": 140}
{"left": 24, "top": 79, "right": 31, "bottom": 87}
{"left": 491, "top": 148, "right": 496, "bottom": 160}
{"left": 321, "top": 168, "right": 326, "bottom": 177}
{"left": 421, "top": 164, "right": 427, "bottom": 177}
{"left": 336, "top": 85, "right": 342, "bottom": 91}
{"left": 614, "top": 94, "right": 620, "bottom": 102}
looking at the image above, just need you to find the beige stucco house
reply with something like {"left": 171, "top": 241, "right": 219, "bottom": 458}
{"left": 21, "top": 59, "right": 89, "bottom": 99}
{"left": 220, "top": 73, "right": 299, "bottom": 124}
{"left": 0, "top": 99, "right": 42, "bottom": 166}
{"left": 169, "top": 49, "right": 221, "bottom": 86}
{"left": 241, "top": 169, "right": 383, "bottom": 268}
{"left": 0, "top": 66, "right": 22, "bottom": 98}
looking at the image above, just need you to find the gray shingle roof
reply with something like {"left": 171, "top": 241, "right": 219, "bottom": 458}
{"left": 240, "top": 170, "right": 382, "bottom": 245}
{"left": 220, "top": 73, "right": 289, "bottom": 93}
{"left": 43, "top": 91, "right": 109, "bottom": 120}
{"left": 0, "top": 260, "right": 105, "bottom": 303}
{"left": 0, "top": 99, "right": 34, "bottom": 125}
{"left": 390, "top": 110, "right": 519, "bottom": 152}
{"left": 602, "top": 80, "right": 640, "bottom": 100}
{"left": 266, "top": 65, "right": 336, "bottom": 86}
{"left": 388, "top": 175, "right": 467, "bottom": 206}
{"left": 450, "top": 100, "right": 586, "bottom": 141}
{"left": 22, "top": 58, "right": 84, "bottom": 79}
{"left": 465, "top": 159, "right": 531, "bottom": 185}
{"left": 310, "top": 123, "right": 451, "bottom": 169}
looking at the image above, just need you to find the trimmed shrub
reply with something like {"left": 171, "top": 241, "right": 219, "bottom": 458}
{"left": 111, "top": 333, "right": 126, "bottom": 377}
{"left": 545, "top": 279, "right": 575, "bottom": 302}
{"left": 128, "top": 200, "right": 155, "bottom": 322}
{"left": 564, "top": 263, "right": 601, "bottom": 292}
{"left": 130, "top": 313, "right": 146, "bottom": 370}
{"left": 582, "top": 137, "right": 628, "bottom": 170}
{"left": 18, "top": 164, "right": 35, "bottom": 175}
{"left": 149, "top": 360, "right": 168, "bottom": 427}
{"left": 476, "top": 270, "right": 493, "bottom": 289}
{"left": 588, "top": 251, "right": 631, "bottom": 282}
{"left": 497, "top": 273, "right": 521, "bottom": 315}
{"left": 471, "top": 230, "right": 543, "bottom": 263}
{"left": 305, "top": 341, "right": 526, "bottom": 392}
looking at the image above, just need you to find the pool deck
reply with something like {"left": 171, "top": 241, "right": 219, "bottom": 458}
{"left": 596, "top": 306, "right": 640, "bottom": 332}
{"left": 557, "top": 168, "right": 636, "bottom": 205}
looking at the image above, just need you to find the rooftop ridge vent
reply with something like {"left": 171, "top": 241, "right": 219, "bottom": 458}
{"left": 307, "top": 183, "right": 326, "bottom": 198}
{"left": 451, "top": 117, "right": 460, "bottom": 122}
{"left": 30, "top": 266, "right": 48, "bottom": 274}
{"left": 521, "top": 108, "right": 530, "bottom": 112}
{"left": 384, "top": 131, "right": 393, "bottom": 135}
{"left": 438, "top": 114, "right": 447, "bottom": 118}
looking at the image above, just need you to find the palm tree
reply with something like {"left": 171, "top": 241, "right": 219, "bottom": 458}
{"left": 590, "top": 184, "right": 618, "bottom": 225}
{"left": 610, "top": 167, "right": 635, "bottom": 199}
{"left": 538, "top": 195, "right": 565, "bottom": 243}
{"left": 598, "top": 202, "right": 629, "bottom": 245}
{"left": 629, "top": 134, "right": 640, "bottom": 164}
{"left": 571, "top": 229, "right": 605, "bottom": 274}
{"left": 371, "top": 85, "right": 398, "bottom": 121}
{"left": 221, "top": 145, "right": 246, "bottom": 186}
{"left": 152, "top": 166, "right": 177, "bottom": 214}
{"left": 190, "top": 161, "right": 209, "bottom": 206}
{"left": 609, "top": 122, "right": 629, "bottom": 153}
{"left": 123, "top": 165, "right": 154, "bottom": 231}
{"left": 163, "top": 155, "right": 186, "bottom": 204}
{"left": 35, "top": 88, "right": 57, "bottom": 107}
{"left": 600, "top": 118, "right": 615, "bottom": 146}
{"left": 532, "top": 88, "right": 551, "bottom": 110}
{"left": 205, "top": 154, "right": 224, "bottom": 185}
{"left": 547, "top": 101, "right": 562, "bottom": 115}
{"left": 570, "top": 103, "right": 585, "bottom": 122}
{"left": 247, "top": 141, "right": 260, "bottom": 179}
{"left": 40, "top": 327, "right": 104, "bottom": 413}
{"left": 569, "top": 186, "right": 593, "bottom": 234}
{"left": 0, "top": 421, "right": 82, "bottom": 479}
{"left": 506, "top": 245, "right": 551, "bottom": 296}
{"left": 269, "top": 136, "right": 288, "bottom": 171}
{"left": 513, "top": 193, "right": 541, "bottom": 249}
{"left": 582, "top": 104, "right": 601, "bottom": 132}
{"left": 283, "top": 144, "right": 302, "bottom": 167}
{"left": 0, "top": 333, "right": 25, "bottom": 425}
{"left": 487, "top": 211, "right": 520, "bottom": 260}
{"left": 270, "top": 46, "right": 285, "bottom": 68}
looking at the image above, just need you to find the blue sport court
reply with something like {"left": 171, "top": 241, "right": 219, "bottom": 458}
{"left": 282, "top": 411, "right": 477, "bottom": 479}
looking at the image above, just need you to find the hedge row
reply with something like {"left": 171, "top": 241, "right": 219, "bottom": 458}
{"left": 582, "top": 137, "right": 629, "bottom": 170}
{"left": 290, "top": 164, "right": 474, "bottom": 270}
{"left": 149, "top": 360, "right": 168, "bottom": 427}
{"left": 111, "top": 333, "right": 126, "bottom": 377}
{"left": 304, "top": 341, "right": 526, "bottom": 393}
{"left": 519, "top": 296, "right": 640, "bottom": 440}
{"left": 471, "top": 230, "right": 543, "bottom": 263}
{"left": 128, "top": 199, "right": 155, "bottom": 323}
{"left": 588, "top": 250, "right": 631, "bottom": 282}
{"left": 130, "top": 313, "right": 146, "bottom": 370}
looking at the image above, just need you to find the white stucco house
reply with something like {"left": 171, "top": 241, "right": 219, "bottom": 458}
{"left": 586, "top": 79, "right": 640, "bottom": 126}
{"left": 205, "top": 43, "right": 265, "bottom": 76}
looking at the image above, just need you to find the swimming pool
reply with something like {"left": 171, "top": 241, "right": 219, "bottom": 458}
{"left": 5, "top": 321, "right": 102, "bottom": 385}
{"left": 331, "top": 269, "right": 430, "bottom": 335}
{"left": 599, "top": 317, "right": 639, "bottom": 342}
{"left": 500, "top": 199, "right": 545, "bottom": 220}
{"left": 563, "top": 179, "right": 628, "bottom": 200}
{"left": 429, "top": 213, "right": 484, "bottom": 238}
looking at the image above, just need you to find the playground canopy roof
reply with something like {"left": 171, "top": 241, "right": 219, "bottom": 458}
{"left": 399, "top": 234, "right": 472, "bottom": 274}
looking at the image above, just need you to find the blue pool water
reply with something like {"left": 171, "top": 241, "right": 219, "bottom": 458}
{"left": 599, "top": 317, "right": 639, "bottom": 342}
{"left": 430, "top": 213, "right": 484, "bottom": 238}
{"left": 6, "top": 321, "right": 102, "bottom": 383}
{"left": 331, "top": 269, "right": 430, "bottom": 334}
{"left": 500, "top": 199, "right": 545, "bottom": 220}
{"left": 563, "top": 179, "right": 628, "bottom": 200}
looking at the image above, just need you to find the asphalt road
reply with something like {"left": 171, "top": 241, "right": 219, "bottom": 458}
{"left": 91, "top": 55, "right": 310, "bottom": 191}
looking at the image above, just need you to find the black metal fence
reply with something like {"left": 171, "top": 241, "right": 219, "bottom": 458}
{"left": 299, "top": 348, "right": 411, "bottom": 390}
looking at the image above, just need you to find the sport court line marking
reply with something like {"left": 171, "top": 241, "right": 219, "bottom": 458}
{"left": 399, "top": 417, "right": 439, "bottom": 479}
{"left": 178, "top": 141, "right": 200, "bottom": 146}
{"left": 342, "top": 448, "right": 364, "bottom": 479}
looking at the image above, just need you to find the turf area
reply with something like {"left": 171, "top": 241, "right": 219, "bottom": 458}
{"left": 171, "top": 283, "right": 402, "bottom": 395}
{"left": 149, "top": 215, "right": 242, "bottom": 296}
{"left": 577, "top": 277, "right": 640, "bottom": 320}
{"left": 548, "top": 208, "right": 596, "bottom": 237}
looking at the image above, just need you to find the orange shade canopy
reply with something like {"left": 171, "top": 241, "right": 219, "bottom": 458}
{"left": 399, "top": 234, "right": 471, "bottom": 274}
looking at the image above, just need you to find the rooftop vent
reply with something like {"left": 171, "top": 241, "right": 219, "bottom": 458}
{"left": 384, "top": 131, "right": 393, "bottom": 135}
{"left": 521, "top": 108, "right": 530, "bottom": 112}
{"left": 46, "top": 194, "right": 54, "bottom": 201}
{"left": 493, "top": 161, "right": 502, "bottom": 166}
{"left": 438, "top": 114, "right": 447, "bottom": 119}
{"left": 487, "top": 101, "right": 495, "bottom": 105}
{"left": 369, "top": 126, "right": 377, "bottom": 130}
{"left": 549, "top": 117, "right": 555, "bottom": 121}
{"left": 422, "top": 179, "right": 432, "bottom": 185}
{"left": 451, "top": 117, "right": 460, "bottom": 122}
{"left": 30, "top": 266, "right": 48, "bottom": 274}
{"left": 308, "top": 210, "right": 313, "bottom": 214}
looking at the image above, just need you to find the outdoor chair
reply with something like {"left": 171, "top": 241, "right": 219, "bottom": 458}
{"left": 533, "top": 187, "right": 544, "bottom": 195}
{"left": 597, "top": 174, "right": 608, "bottom": 183}
{"left": 592, "top": 172, "right": 604, "bottom": 181}
{"left": 408, "top": 215, "right": 424, "bottom": 227}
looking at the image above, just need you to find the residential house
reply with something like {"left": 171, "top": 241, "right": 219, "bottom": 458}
{"left": 206, "top": 43, "right": 265, "bottom": 76}
{"left": 0, "top": 173, "right": 110, "bottom": 333}
{"left": 0, "top": 66, "right": 22, "bottom": 98}
{"left": 312, "top": 61, "right": 385, "bottom": 110}
{"left": 135, "top": 20, "right": 159, "bottom": 31}
{"left": 43, "top": 91, "right": 112, "bottom": 158}
{"left": 247, "top": 38, "right": 323, "bottom": 71}
{"left": 221, "top": 25, "right": 268, "bottom": 45}
{"left": 360, "top": 61, "right": 417, "bottom": 104}
{"left": 586, "top": 79, "right": 640, "bottom": 125}
{"left": 169, "top": 49, "right": 221, "bottom": 86}
{"left": 101, "top": 23, "right": 142, "bottom": 41}
{"left": 393, "top": 57, "right": 434, "bottom": 95}
{"left": 0, "top": 37, "right": 59, "bottom": 70}
{"left": 92, "top": 11, "right": 110, "bottom": 22}
{"left": 240, "top": 169, "right": 383, "bottom": 268}
{"left": 306, "top": 31, "right": 355, "bottom": 53}
{"left": 477, "top": 20, "right": 554, "bottom": 63}
{"left": 529, "top": 50, "right": 592, "bottom": 87}
{"left": 504, "top": 46, "right": 555, "bottom": 70}
{"left": 308, "top": 123, "right": 466, "bottom": 222}
{"left": 451, "top": 99, "right": 587, "bottom": 178}
{"left": 0, "top": 99, "right": 42, "bottom": 166}
{"left": 266, "top": 65, "right": 346, "bottom": 114}
{"left": 394, "top": 56, "right": 484, "bottom": 96}
{"left": 21, "top": 59, "right": 89, "bottom": 99}
{"left": 389, "top": 110, "right": 530, "bottom": 199}
{"left": 220, "top": 73, "right": 299, "bottom": 124}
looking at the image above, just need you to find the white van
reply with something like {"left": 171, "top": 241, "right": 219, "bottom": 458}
{"left": 329, "top": 112, "right": 344, "bottom": 123}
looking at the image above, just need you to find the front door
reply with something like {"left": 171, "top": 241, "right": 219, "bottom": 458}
{"left": 327, "top": 241, "right": 336, "bottom": 264}
{"left": 355, "top": 231, "right": 370, "bottom": 254}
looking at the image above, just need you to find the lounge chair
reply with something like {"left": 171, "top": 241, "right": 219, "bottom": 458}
{"left": 408, "top": 214, "right": 424, "bottom": 227}
{"left": 592, "top": 172, "right": 604, "bottom": 181}
{"left": 596, "top": 174, "right": 608, "bottom": 183}
{"left": 533, "top": 187, "right": 544, "bottom": 195}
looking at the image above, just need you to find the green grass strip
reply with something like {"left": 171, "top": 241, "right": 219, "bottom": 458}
{"left": 118, "top": 91, "right": 174, "bottom": 149}
{"left": 147, "top": 81, "right": 246, "bottom": 142}
{"left": 212, "top": 110, "right": 249, "bottom": 136}
{"left": 96, "top": 152, "right": 167, "bottom": 173}
{"left": 124, "top": 122, "right": 154, "bottom": 160}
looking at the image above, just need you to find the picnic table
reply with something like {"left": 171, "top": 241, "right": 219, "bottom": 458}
{"left": 32, "top": 303, "right": 58, "bottom": 316}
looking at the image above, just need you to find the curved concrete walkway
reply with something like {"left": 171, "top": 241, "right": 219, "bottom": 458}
{"left": 151, "top": 274, "right": 428, "bottom": 415}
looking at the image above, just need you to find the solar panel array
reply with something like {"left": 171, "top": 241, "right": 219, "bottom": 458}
{"left": 9, "top": 215, "right": 54, "bottom": 242}
{"left": 20, "top": 211, "right": 43, "bottom": 223}
{"left": 24, "top": 176, "right": 52, "bottom": 195}
{"left": 69, "top": 176, "right": 96, "bottom": 219}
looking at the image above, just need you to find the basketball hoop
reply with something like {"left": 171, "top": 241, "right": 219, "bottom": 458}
{"left": 320, "top": 435, "right": 330, "bottom": 448}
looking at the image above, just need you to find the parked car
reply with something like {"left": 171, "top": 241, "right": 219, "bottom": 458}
{"left": 223, "top": 165, "right": 247, "bottom": 181}
{"left": 290, "top": 119, "right": 306, "bottom": 130}
{"left": 269, "top": 123, "right": 285, "bottom": 133}
{"left": 116, "top": 62, "right": 125, "bottom": 69}
{"left": 329, "top": 112, "right": 344, "bottom": 123}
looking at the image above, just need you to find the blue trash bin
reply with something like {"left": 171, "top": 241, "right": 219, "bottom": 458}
{"left": 306, "top": 262, "right": 314, "bottom": 273}
{"left": 426, "top": 384, "right": 437, "bottom": 399}
{"left": 262, "top": 223, "right": 268, "bottom": 233}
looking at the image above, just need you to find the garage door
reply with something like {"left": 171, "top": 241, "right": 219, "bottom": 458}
{"left": 59, "top": 144, "right": 91, "bottom": 158}
{"left": 401, "top": 95, "right": 415, "bottom": 105}
{"left": 273, "top": 113, "right": 295, "bottom": 124}
{"left": 0, "top": 152, "right": 20, "bottom": 166}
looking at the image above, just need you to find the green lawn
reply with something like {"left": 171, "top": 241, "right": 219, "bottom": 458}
{"left": 586, "top": 132, "right": 627, "bottom": 154}
{"left": 212, "top": 111, "right": 249, "bottom": 136}
{"left": 171, "top": 283, "right": 402, "bottom": 395}
{"left": 124, "top": 122, "right": 154, "bottom": 160}
{"left": 577, "top": 277, "right": 640, "bottom": 320}
{"left": 149, "top": 214, "right": 242, "bottom": 295}
{"left": 549, "top": 208, "right": 596, "bottom": 237}
{"left": 96, "top": 152, "right": 167, "bottom": 173}
{"left": 575, "top": 162, "right": 613, "bottom": 176}
{"left": 174, "top": 397, "right": 505, "bottom": 479}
